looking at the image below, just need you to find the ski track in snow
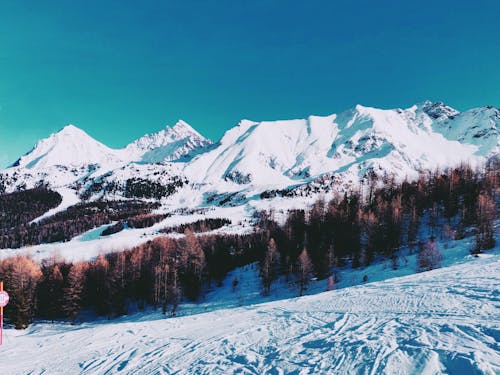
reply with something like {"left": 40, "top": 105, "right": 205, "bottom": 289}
{"left": 1, "top": 255, "right": 499, "bottom": 374}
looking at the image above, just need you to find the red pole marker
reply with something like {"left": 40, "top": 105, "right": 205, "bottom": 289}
{"left": 0, "top": 281, "right": 9, "bottom": 345}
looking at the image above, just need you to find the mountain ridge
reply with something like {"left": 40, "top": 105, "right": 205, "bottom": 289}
{"left": 12, "top": 124, "right": 123, "bottom": 169}
{"left": 124, "top": 119, "right": 212, "bottom": 163}
{"left": 1, "top": 102, "right": 498, "bottom": 209}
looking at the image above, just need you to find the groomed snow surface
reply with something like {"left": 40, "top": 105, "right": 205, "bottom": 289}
{"left": 1, "top": 252, "right": 499, "bottom": 374}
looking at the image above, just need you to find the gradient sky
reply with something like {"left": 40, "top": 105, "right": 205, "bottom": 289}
{"left": 1, "top": 0, "right": 499, "bottom": 167}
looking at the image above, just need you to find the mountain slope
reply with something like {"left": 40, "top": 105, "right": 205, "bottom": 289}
{"left": 124, "top": 120, "right": 212, "bottom": 163}
{"left": 12, "top": 124, "right": 123, "bottom": 169}
{"left": 1, "top": 251, "right": 498, "bottom": 374}
{"left": 1, "top": 102, "right": 498, "bottom": 201}
{"left": 185, "top": 103, "right": 496, "bottom": 192}
{"left": 1, "top": 121, "right": 209, "bottom": 192}
{"left": 430, "top": 104, "right": 500, "bottom": 156}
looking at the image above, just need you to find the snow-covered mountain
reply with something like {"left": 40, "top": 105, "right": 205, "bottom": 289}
{"left": 1, "top": 120, "right": 210, "bottom": 191}
{"left": 124, "top": 120, "right": 212, "bottom": 163}
{"left": 1, "top": 103, "right": 498, "bottom": 375}
{"left": 12, "top": 120, "right": 211, "bottom": 170}
{"left": 3, "top": 125, "right": 127, "bottom": 189}
{"left": 12, "top": 124, "right": 123, "bottom": 169}
{"left": 429, "top": 103, "right": 500, "bottom": 156}
{"left": 1, "top": 102, "right": 498, "bottom": 203}
{"left": 185, "top": 102, "right": 498, "bottom": 190}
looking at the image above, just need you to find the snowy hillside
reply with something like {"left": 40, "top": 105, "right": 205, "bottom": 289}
{"left": 1, "top": 250, "right": 498, "bottom": 374}
{"left": 0, "top": 102, "right": 498, "bottom": 375}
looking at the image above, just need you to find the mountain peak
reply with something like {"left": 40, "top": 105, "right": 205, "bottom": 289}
{"left": 169, "top": 120, "right": 205, "bottom": 140}
{"left": 351, "top": 104, "right": 382, "bottom": 118}
{"left": 12, "top": 124, "right": 121, "bottom": 170}
{"left": 59, "top": 123, "right": 80, "bottom": 132}
{"left": 55, "top": 124, "right": 91, "bottom": 137}
{"left": 354, "top": 104, "right": 368, "bottom": 111}
{"left": 418, "top": 101, "right": 459, "bottom": 119}
{"left": 124, "top": 120, "right": 212, "bottom": 163}
{"left": 172, "top": 119, "right": 191, "bottom": 130}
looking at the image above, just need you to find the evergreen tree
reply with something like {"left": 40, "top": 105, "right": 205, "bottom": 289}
{"left": 37, "top": 261, "right": 65, "bottom": 321}
{"left": 62, "top": 263, "right": 88, "bottom": 322}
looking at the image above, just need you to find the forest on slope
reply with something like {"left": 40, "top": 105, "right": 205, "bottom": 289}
{"left": 0, "top": 162, "right": 497, "bottom": 328}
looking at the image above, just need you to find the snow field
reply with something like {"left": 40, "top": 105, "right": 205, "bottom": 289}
{"left": 0, "top": 251, "right": 498, "bottom": 374}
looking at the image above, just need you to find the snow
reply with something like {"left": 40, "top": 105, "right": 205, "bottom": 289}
{"left": 185, "top": 102, "right": 493, "bottom": 196}
{"left": 182, "top": 221, "right": 500, "bottom": 316}
{"left": 0, "top": 225, "right": 158, "bottom": 263}
{"left": 30, "top": 187, "right": 80, "bottom": 224}
{"left": 0, "top": 102, "right": 498, "bottom": 263}
{"left": 1, "top": 103, "right": 497, "bottom": 209}
{"left": 0, "top": 204, "right": 253, "bottom": 262}
{"left": 0, "top": 102, "right": 498, "bottom": 373}
{"left": 431, "top": 106, "right": 500, "bottom": 157}
{"left": 12, "top": 124, "right": 124, "bottom": 170}
{"left": 420, "top": 100, "right": 460, "bottom": 120}
{"left": 123, "top": 119, "right": 212, "bottom": 163}
{"left": 0, "top": 248, "right": 498, "bottom": 374}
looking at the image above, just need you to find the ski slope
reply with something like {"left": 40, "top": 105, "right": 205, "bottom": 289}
{"left": 1, "top": 253, "right": 499, "bottom": 374}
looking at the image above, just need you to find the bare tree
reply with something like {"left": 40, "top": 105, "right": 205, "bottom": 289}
{"left": 261, "top": 238, "right": 278, "bottom": 296}
{"left": 417, "top": 238, "right": 442, "bottom": 272}
{"left": 296, "top": 247, "right": 313, "bottom": 296}
{"left": 183, "top": 230, "right": 206, "bottom": 300}
{"left": 474, "top": 191, "right": 495, "bottom": 253}
{"left": 0, "top": 256, "right": 42, "bottom": 329}
{"left": 326, "top": 275, "right": 335, "bottom": 291}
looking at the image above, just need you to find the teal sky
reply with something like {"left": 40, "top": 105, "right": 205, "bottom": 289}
{"left": 1, "top": 0, "right": 499, "bottom": 167}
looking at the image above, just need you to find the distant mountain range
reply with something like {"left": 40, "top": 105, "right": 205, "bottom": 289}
{"left": 1, "top": 102, "right": 498, "bottom": 208}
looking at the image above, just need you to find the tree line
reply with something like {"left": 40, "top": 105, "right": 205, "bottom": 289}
{"left": 161, "top": 218, "right": 232, "bottom": 234}
{"left": 101, "top": 213, "right": 170, "bottom": 236}
{"left": 0, "top": 200, "right": 160, "bottom": 248}
{"left": 0, "top": 229, "right": 265, "bottom": 328}
{"left": 0, "top": 162, "right": 497, "bottom": 328}
{"left": 0, "top": 187, "right": 62, "bottom": 229}
{"left": 257, "top": 162, "right": 498, "bottom": 295}
{"left": 80, "top": 176, "right": 187, "bottom": 200}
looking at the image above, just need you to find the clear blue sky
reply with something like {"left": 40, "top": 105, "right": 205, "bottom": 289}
{"left": 1, "top": 0, "right": 499, "bottom": 167}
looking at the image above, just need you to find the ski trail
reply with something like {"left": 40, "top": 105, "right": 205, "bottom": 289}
{"left": 0, "top": 255, "right": 499, "bottom": 374}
